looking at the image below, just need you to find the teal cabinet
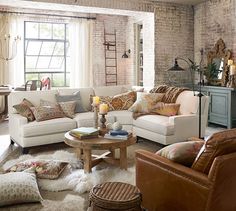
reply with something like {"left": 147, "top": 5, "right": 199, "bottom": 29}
{"left": 201, "top": 86, "right": 236, "bottom": 128}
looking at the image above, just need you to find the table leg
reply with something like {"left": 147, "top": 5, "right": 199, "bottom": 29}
{"left": 84, "top": 149, "right": 92, "bottom": 173}
{"left": 109, "top": 148, "right": 115, "bottom": 158}
{"left": 119, "top": 147, "right": 127, "bottom": 170}
{"left": 76, "top": 148, "right": 83, "bottom": 160}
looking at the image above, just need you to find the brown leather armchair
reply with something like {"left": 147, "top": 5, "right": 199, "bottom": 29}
{"left": 136, "top": 130, "right": 236, "bottom": 211}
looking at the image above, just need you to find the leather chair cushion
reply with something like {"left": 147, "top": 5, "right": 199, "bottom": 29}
{"left": 192, "top": 128, "right": 236, "bottom": 174}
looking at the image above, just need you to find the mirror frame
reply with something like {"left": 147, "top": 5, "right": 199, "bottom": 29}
{"left": 207, "top": 38, "right": 231, "bottom": 86}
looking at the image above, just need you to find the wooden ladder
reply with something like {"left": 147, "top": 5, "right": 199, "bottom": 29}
{"left": 103, "top": 30, "right": 117, "bottom": 86}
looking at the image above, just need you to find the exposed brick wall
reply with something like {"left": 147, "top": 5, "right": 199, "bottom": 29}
{"left": 93, "top": 14, "right": 128, "bottom": 86}
{"left": 194, "top": 0, "right": 235, "bottom": 64}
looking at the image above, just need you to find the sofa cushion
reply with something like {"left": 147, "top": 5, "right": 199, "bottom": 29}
{"left": 133, "top": 115, "right": 174, "bottom": 136}
{"left": 55, "top": 91, "right": 87, "bottom": 113}
{"left": 13, "top": 98, "right": 35, "bottom": 121}
{"left": 58, "top": 101, "right": 76, "bottom": 118}
{"left": 99, "top": 91, "right": 136, "bottom": 111}
{"left": 156, "top": 141, "right": 204, "bottom": 167}
{"left": 191, "top": 128, "right": 236, "bottom": 174}
{"left": 107, "top": 110, "right": 133, "bottom": 125}
{"left": 57, "top": 88, "right": 94, "bottom": 111}
{"left": 21, "top": 118, "right": 76, "bottom": 137}
{"left": 74, "top": 112, "right": 115, "bottom": 128}
{"left": 129, "top": 93, "right": 164, "bottom": 114}
{"left": 151, "top": 102, "right": 180, "bottom": 117}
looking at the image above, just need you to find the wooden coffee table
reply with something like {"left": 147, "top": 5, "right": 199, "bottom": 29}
{"left": 64, "top": 132, "right": 136, "bottom": 173}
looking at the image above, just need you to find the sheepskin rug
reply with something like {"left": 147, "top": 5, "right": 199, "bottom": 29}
{"left": 3, "top": 150, "right": 135, "bottom": 194}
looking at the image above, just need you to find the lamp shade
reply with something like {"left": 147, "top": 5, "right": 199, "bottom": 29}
{"left": 168, "top": 59, "right": 185, "bottom": 71}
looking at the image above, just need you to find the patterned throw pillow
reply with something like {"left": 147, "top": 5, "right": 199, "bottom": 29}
{"left": 99, "top": 91, "right": 136, "bottom": 111}
{"left": 40, "top": 99, "right": 76, "bottom": 118}
{"left": 31, "top": 102, "right": 65, "bottom": 122}
{"left": 59, "top": 101, "right": 77, "bottom": 118}
{"left": 128, "top": 93, "right": 164, "bottom": 113}
{"left": 151, "top": 102, "right": 180, "bottom": 116}
{"left": 13, "top": 98, "right": 35, "bottom": 121}
{"left": 0, "top": 171, "right": 42, "bottom": 207}
{"left": 55, "top": 91, "right": 87, "bottom": 113}
{"left": 156, "top": 141, "right": 204, "bottom": 167}
{"left": 7, "top": 160, "right": 68, "bottom": 180}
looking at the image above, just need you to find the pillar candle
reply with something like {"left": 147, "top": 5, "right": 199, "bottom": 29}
{"left": 230, "top": 65, "right": 236, "bottom": 75}
{"left": 93, "top": 96, "right": 100, "bottom": 105}
{"left": 99, "top": 103, "right": 108, "bottom": 114}
{"left": 228, "top": 59, "right": 234, "bottom": 66}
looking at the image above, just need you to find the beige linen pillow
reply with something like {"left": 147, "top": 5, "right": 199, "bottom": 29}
{"left": 128, "top": 93, "right": 164, "bottom": 113}
{"left": 0, "top": 170, "right": 42, "bottom": 207}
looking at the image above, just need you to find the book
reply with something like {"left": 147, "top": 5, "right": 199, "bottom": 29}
{"left": 70, "top": 127, "right": 99, "bottom": 136}
{"left": 104, "top": 133, "right": 129, "bottom": 140}
{"left": 69, "top": 131, "right": 98, "bottom": 140}
{"left": 109, "top": 130, "right": 129, "bottom": 136}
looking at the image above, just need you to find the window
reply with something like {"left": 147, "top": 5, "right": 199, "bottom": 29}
{"left": 24, "top": 21, "right": 69, "bottom": 87}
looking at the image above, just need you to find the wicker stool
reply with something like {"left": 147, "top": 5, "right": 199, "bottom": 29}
{"left": 89, "top": 182, "right": 143, "bottom": 211}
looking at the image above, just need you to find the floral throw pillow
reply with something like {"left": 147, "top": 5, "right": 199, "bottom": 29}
{"left": 156, "top": 141, "right": 204, "bottom": 167}
{"left": 6, "top": 160, "right": 68, "bottom": 180}
{"left": 13, "top": 98, "right": 35, "bottom": 121}
{"left": 59, "top": 101, "right": 77, "bottom": 118}
{"left": 128, "top": 93, "right": 164, "bottom": 114}
{"left": 100, "top": 91, "right": 136, "bottom": 111}
{"left": 151, "top": 102, "right": 180, "bottom": 116}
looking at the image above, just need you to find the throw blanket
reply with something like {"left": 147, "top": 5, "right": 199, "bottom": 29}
{"left": 132, "top": 85, "right": 189, "bottom": 119}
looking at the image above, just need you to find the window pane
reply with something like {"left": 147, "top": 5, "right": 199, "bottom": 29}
{"left": 53, "top": 24, "right": 65, "bottom": 39}
{"left": 26, "top": 73, "right": 39, "bottom": 81}
{"left": 37, "top": 56, "right": 51, "bottom": 69}
{"left": 26, "top": 41, "right": 42, "bottom": 55}
{"left": 25, "top": 22, "right": 38, "bottom": 39}
{"left": 54, "top": 42, "right": 64, "bottom": 56}
{"left": 25, "top": 56, "right": 37, "bottom": 69}
{"left": 50, "top": 57, "right": 64, "bottom": 69}
{"left": 39, "top": 23, "right": 52, "bottom": 39}
{"left": 52, "top": 74, "right": 64, "bottom": 87}
{"left": 40, "top": 42, "right": 55, "bottom": 55}
{"left": 66, "top": 73, "right": 70, "bottom": 86}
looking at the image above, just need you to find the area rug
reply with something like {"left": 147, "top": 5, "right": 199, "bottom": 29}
{"left": 2, "top": 150, "right": 135, "bottom": 194}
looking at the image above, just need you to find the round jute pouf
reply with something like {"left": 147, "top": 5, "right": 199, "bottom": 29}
{"left": 89, "top": 182, "right": 143, "bottom": 211}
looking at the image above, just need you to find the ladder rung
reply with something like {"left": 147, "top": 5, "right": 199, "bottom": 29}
{"left": 106, "top": 74, "right": 117, "bottom": 75}
{"left": 105, "top": 33, "right": 116, "bottom": 35}
{"left": 106, "top": 50, "right": 116, "bottom": 51}
{"left": 105, "top": 58, "right": 116, "bottom": 59}
{"left": 106, "top": 66, "right": 116, "bottom": 67}
{"left": 106, "top": 81, "right": 117, "bottom": 83}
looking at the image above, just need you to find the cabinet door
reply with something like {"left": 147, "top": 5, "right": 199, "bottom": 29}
{"left": 209, "top": 91, "right": 228, "bottom": 126}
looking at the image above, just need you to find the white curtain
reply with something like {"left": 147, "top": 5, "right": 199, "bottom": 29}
{"left": 0, "top": 14, "right": 24, "bottom": 112}
{"left": 68, "top": 19, "right": 93, "bottom": 88}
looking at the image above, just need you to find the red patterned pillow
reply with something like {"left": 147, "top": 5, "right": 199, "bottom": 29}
{"left": 156, "top": 141, "right": 204, "bottom": 167}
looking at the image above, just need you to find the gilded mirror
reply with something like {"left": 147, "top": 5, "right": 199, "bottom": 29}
{"left": 207, "top": 38, "right": 231, "bottom": 86}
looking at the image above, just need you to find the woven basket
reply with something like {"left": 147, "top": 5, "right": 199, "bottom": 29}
{"left": 89, "top": 182, "right": 142, "bottom": 211}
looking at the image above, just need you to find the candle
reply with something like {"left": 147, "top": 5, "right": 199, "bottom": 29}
{"left": 93, "top": 96, "right": 100, "bottom": 105}
{"left": 228, "top": 59, "right": 234, "bottom": 66}
{"left": 99, "top": 103, "right": 108, "bottom": 114}
{"left": 230, "top": 65, "right": 236, "bottom": 75}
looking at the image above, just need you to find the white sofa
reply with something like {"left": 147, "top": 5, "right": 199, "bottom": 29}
{"left": 8, "top": 85, "right": 209, "bottom": 153}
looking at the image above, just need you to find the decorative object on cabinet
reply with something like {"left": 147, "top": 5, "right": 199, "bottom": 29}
{"left": 201, "top": 86, "right": 236, "bottom": 128}
{"left": 168, "top": 49, "right": 205, "bottom": 138}
{"left": 206, "top": 38, "right": 231, "bottom": 86}
{"left": 227, "top": 65, "right": 236, "bottom": 88}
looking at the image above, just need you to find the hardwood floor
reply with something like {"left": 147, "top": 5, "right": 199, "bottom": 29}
{"left": 0, "top": 120, "right": 226, "bottom": 166}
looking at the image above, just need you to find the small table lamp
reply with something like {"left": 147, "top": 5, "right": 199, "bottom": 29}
{"left": 99, "top": 103, "right": 109, "bottom": 128}
{"left": 92, "top": 96, "right": 100, "bottom": 128}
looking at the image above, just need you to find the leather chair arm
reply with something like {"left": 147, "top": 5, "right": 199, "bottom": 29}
{"left": 187, "top": 137, "right": 205, "bottom": 142}
{"left": 135, "top": 150, "right": 212, "bottom": 211}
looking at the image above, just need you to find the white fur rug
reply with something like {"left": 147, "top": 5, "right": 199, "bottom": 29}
{"left": 3, "top": 150, "right": 135, "bottom": 194}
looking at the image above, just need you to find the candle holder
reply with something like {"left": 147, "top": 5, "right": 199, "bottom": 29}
{"left": 100, "top": 113, "right": 107, "bottom": 128}
{"left": 92, "top": 104, "right": 99, "bottom": 128}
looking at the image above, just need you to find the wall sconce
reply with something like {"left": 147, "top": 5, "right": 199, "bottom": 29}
{"left": 122, "top": 49, "right": 131, "bottom": 58}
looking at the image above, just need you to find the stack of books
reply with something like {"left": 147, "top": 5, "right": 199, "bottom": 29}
{"left": 104, "top": 130, "right": 130, "bottom": 140}
{"left": 69, "top": 127, "right": 99, "bottom": 139}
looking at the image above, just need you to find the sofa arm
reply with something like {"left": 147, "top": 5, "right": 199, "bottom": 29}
{"left": 9, "top": 113, "right": 28, "bottom": 143}
{"left": 136, "top": 150, "right": 211, "bottom": 211}
{"left": 169, "top": 114, "right": 199, "bottom": 140}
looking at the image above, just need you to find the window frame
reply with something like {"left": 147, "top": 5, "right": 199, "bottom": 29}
{"left": 24, "top": 21, "right": 69, "bottom": 87}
